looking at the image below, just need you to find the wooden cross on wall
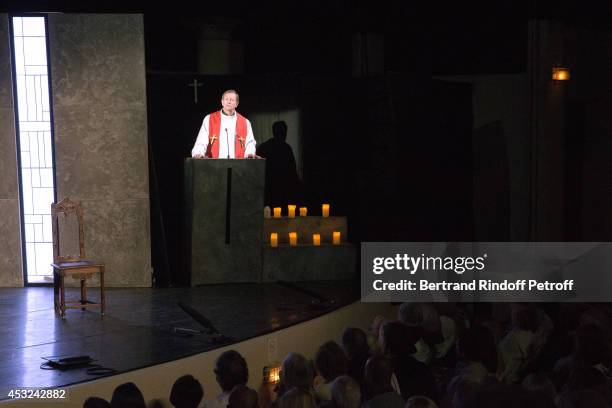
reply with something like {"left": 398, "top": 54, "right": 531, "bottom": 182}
{"left": 188, "top": 79, "right": 203, "bottom": 104}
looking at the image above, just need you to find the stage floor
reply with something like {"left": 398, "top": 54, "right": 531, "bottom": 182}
{"left": 0, "top": 280, "right": 359, "bottom": 399}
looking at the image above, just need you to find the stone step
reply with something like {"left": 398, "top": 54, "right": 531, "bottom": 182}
{"left": 263, "top": 216, "right": 347, "bottom": 244}
{"left": 262, "top": 244, "right": 356, "bottom": 282}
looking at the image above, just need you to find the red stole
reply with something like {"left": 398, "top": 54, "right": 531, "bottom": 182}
{"left": 205, "top": 111, "right": 247, "bottom": 158}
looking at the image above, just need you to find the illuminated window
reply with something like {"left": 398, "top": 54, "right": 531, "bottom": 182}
{"left": 10, "top": 16, "right": 56, "bottom": 284}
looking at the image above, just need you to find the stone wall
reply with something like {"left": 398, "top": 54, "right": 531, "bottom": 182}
{"left": 0, "top": 14, "right": 24, "bottom": 287}
{"left": 48, "top": 14, "right": 151, "bottom": 286}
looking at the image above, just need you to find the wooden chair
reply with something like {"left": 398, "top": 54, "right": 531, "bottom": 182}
{"left": 51, "top": 197, "right": 105, "bottom": 318}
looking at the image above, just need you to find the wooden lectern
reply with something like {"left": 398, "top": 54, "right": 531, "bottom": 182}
{"left": 185, "top": 158, "right": 265, "bottom": 285}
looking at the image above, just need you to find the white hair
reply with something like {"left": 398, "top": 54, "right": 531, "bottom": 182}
{"left": 330, "top": 375, "right": 361, "bottom": 408}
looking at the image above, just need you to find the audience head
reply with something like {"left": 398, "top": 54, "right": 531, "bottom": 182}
{"left": 399, "top": 303, "right": 424, "bottom": 326}
{"left": 330, "top": 375, "right": 361, "bottom": 408}
{"left": 214, "top": 350, "right": 249, "bottom": 393}
{"left": 169, "top": 375, "right": 203, "bottom": 408}
{"left": 510, "top": 304, "right": 538, "bottom": 332}
{"left": 276, "top": 387, "right": 316, "bottom": 408}
{"left": 281, "top": 352, "right": 313, "bottom": 391}
{"left": 314, "top": 341, "right": 348, "bottom": 382}
{"left": 522, "top": 372, "right": 556, "bottom": 402}
{"left": 574, "top": 324, "right": 609, "bottom": 366}
{"left": 364, "top": 354, "right": 394, "bottom": 397}
{"left": 110, "top": 382, "right": 146, "bottom": 408}
{"left": 456, "top": 326, "right": 498, "bottom": 372}
{"left": 342, "top": 327, "right": 370, "bottom": 359}
{"left": 380, "top": 321, "right": 416, "bottom": 356}
{"left": 579, "top": 306, "right": 612, "bottom": 336}
{"left": 449, "top": 377, "right": 481, "bottom": 408}
{"left": 563, "top": 365, "right": 607, "bottom": 392}
{"left": 84, "top": 397, "right": 110, "bottom": 408}
{"left": 227, "top": 385, "right": 259, "bottom": 408}
{"left": 420, "top": 303, "right": 442, "bottom": 333}
{"left": 556, "top": 390, "right": 609, "bottom": 408}
{"left": 405, "top": 395, "right": 438, "bottom": 408}
{"left": 464, "top": 384, "right": 556, "bottom": 408}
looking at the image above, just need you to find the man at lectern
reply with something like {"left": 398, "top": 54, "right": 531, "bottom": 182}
{"left": 191, "top": 89, "right": 257, "bottom": 159}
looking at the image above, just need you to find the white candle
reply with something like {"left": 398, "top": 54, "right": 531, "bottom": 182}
{"left": 322, "top": 204, "right": 330, "bottom": 217}
{"left": 289, "top": 232, "right": 297, "bottom": 246}
{"left": 273, "top": 207, "right": 282, "bottom": 218}
{"left": 299, "top": 207, "right": 308, "bottom": 216}
{"left": 270, "top": 233, "right": 278, "bottom": 247}
{"left": 287, "top": 205, "right": 296, "bottom": 218}
{"left": 332, "top": 231, "right": 341, "bottom": 245}
{"left": 313, "top": 234, "right": 321, "bottom": 246}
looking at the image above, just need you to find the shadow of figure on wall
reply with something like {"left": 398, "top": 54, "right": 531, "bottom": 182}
{"left": 256, "top": 121, "right": 302, "bottom": 207}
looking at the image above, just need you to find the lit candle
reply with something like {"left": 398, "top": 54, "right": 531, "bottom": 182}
{"left": 289, "top": 232, "right": 298, "bottom": 246}
{"left": 332, "top": 231, "right": 341, "bottom": 245}
{"left": 312, "top": 234, "right": 321, "bottom": 246}
{"left": 273, "top": 207, "right": 282, "bottom": 218}
{"left": 322, "top": 203, "right": 330, "bottom": 217}
{"left": 270, "top": 233, "right": 278, "bottom": 247}
{"left": 287, "top": 205, "right": 296, "bottom": 218}
{"left": 299, "top": 207, "right": 307, "bottom": 216}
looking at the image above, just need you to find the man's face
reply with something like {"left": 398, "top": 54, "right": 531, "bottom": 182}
{"left": 221, "top": 92, "right": 239, "bottom": 113}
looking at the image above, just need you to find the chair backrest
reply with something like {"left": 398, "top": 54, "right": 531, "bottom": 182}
{"left": 51, "top": 197, "right": 86, "bottom": 263}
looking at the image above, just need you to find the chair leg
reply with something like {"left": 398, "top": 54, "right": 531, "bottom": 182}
{"left": 53, "top": 269, "right": 59, "bottom": 314}
{"left": 100, "top": 266, "right": 105, "bottom": 316}
{"left": 80, "top": 278, "right": 87, "bottom": 310}
{"left": 60, "top": 273, "right": 66, "bottom": 318}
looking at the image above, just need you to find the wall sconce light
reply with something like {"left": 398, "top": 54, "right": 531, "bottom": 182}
{"left": 552, "top": 67, "right": 570, "bottom": 81}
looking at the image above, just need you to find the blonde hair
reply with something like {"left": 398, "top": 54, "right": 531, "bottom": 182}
{"left": 277, "top": 387, "right": 315, "bottom": 408}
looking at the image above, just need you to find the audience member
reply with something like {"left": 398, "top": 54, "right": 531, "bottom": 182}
{"left": 84, "top": 397, "right": 111, "bottom": 408}
{"left": 204, "top": 350, "right": 248, "bottom": 408}
{"left": 313, "top": 341, "right": 349, "bottom": 402}
{"left": 464, "top": 383, "right": 556, "bottom": 408}
{"left": 555, "top": 390, "right": 609, "bottom": 408}
{"left": 426, "top": 304, "right": 459, "bottom": 364}
{"left": 342, "top": 327, "right": 371, "bottom": 386}
{"left": 398, "top": 303, "right": 430, "bottom": 363}
{"left": 276, "top": 352, "right": 314, "bottom": 399}
{"left": 84, "top": 303, "right": 611, "bottom": 408}
{"left": 380, "top": 321, "right": 438, "bottom": 402}
{"left": 521, "top": 372, "right": 556, "bottom": 402}
{"left": 330, "top": 375, "right": 361, "bottom": 408}
{"left": 276, "top": 387, "right": 316, "bottom": 408}
{"left": 554, "top": 323, "right": 611, "bottom": 387}
{"left": 169, "top": 375, "right": 203, "bottom": 408}
{"left": 362, "top": 354, "right": 405, "bottom": 408}
{"left": 110, "top": 382, "right": 146, "bottom": 408}
{"left": 228, "top": 385, "right": 259, "bottom": 408}
{"left": 369, "top": 316, "right": 388, "bottom": 354}
{"left": 404, "top": 395, "right": 438, "bottom": 408}
{"left": 498, "top": 304, "right": 547, "bottom": 383}
{"left": 453, "top": 326, "right": 497, "bottom": 384}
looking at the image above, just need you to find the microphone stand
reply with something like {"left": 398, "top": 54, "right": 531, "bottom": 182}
{"left": 225, "top": 128, "right": 230, "bottom": 158}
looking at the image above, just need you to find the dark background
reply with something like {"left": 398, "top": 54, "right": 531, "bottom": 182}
{"left": 2, "top": 0, "right": 609, "bottom": 286}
